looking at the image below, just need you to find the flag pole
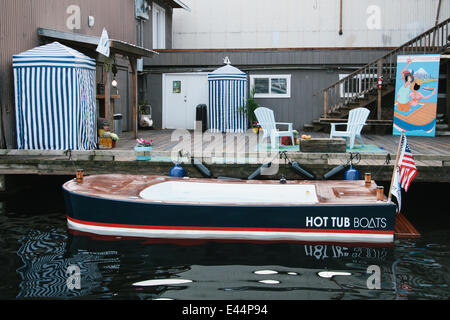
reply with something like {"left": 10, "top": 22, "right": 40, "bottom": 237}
{"left": 388, "top": 131, "right": 404, "bottom": 202}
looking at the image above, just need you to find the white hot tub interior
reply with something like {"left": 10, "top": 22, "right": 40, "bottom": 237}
{"left": 139, "top": 181, "right": 319, "bottom": 204}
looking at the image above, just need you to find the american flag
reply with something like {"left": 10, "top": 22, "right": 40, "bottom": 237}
{"left": 398, "top": 135, "right": 417, "bottom": 192}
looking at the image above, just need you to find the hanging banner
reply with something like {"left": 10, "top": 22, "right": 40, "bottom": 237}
{"left": 393, "top": 54, "right": 440, "bottom": 136}
{"left": 96, "top": 28, "right": 110, "bottom": 57}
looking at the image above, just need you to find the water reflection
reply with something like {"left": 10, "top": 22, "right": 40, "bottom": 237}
{"left": 4, "top": 216, "right": 449, "bottom": 300}
{"left": 16, "top": 229, "right": 120, "bottom": 298}
{"left": 391, "top": 238, "right": 450, "bottom": 299}
{"left": 67, "top": 232, "right": 396, "bottom": 299}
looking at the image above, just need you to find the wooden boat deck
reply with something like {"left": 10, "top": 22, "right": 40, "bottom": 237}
{"left": 64, "top": 174, "right": 388, "bottom": 206}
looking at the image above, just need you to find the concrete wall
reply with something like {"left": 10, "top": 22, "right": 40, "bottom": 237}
{"left": 172, "top": 0, "right": 449, "bottom": 49}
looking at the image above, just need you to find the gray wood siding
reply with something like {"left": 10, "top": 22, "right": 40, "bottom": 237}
{"left": 141, "top": 73, "right": 164, "bottom": 129}
{"left": 141, "top": 48, "right": 391, "bottom": 131}
{"left": 249, "top": 70, "right": 338, "bottom": 130}
{"left": 0, "top": 0, "right": 177, "bottom": 148}
{"left": 140, "top": 0, "right": 174, "bottom": 50}
{"left": 142, "top": 68, "right": 356, "bottom": 131}
{"left": 0, "top": 0, "right": 137, "bottom": 148}
{"left": 145, "top": 48, "right": 392, "bottom": 67}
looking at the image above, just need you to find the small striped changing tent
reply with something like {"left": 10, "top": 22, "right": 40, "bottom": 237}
{"left": 208, "top": 64, "right": 248, "bottom": 133}
{"left": 13, "top": 42, "right": 97, "bottom": 150}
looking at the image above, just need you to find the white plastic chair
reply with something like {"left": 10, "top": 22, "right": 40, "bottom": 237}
{"left": 329, "top": 107, "right": 370, "bottom": 150}
{"left": 255, "top": 107, "right": 295, "bottom": 149}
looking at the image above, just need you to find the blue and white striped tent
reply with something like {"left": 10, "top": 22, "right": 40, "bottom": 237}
{"left": 208, "top": 64, "right": 248, "bottom": 133}
{"left": 12, "top": 42, "right": 97, "bottom": 150}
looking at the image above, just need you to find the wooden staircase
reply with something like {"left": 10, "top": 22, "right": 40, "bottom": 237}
{"left": 305, "top": 17, "right": 450, "bottom": 133}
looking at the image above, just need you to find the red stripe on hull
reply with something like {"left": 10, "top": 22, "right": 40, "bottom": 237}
{"left": 67, "top": 216, "right": 394, "bottom": 235}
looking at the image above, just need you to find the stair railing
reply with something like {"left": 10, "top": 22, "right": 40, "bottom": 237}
{"left": 322, "top": 17, "right": 450, "bottom": 120}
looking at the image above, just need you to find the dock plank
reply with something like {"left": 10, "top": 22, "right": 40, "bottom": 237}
{"left": 1, "top": 130, "right": 450, "bottom": 183}
{"left": 121, "top": 130, "right": 450, "bottom": 156}
{"left": 395, "top": 213, "right": 421, "bottom": 239}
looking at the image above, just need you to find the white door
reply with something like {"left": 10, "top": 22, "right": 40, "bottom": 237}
{"left": 163, "top": 74, "right": 208, "bottom": 130}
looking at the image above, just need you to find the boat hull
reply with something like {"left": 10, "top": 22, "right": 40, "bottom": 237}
{"left": 64, "top": 187, "right": 396, "bottom": 243}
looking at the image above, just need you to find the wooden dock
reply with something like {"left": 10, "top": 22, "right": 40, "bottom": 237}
{"left": 0, "top": 130, "right": 449, "bottom": 183}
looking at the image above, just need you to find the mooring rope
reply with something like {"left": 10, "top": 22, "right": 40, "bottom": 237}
{"left": 371, "top": 153, "right": 391, "bottom": 181}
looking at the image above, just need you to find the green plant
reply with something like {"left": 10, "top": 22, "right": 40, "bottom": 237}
{"left": 138, "top": 100, "right": 150, "bottom": 115}
{"left": 238, "top": 89, "right": 260, "bottom": 127}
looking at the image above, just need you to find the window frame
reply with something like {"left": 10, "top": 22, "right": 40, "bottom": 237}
{"left": 250, "top": 74, "right": 291, "bottom": 99}
{"left": 152, "top": 3, "right": 166, "bottom": 49}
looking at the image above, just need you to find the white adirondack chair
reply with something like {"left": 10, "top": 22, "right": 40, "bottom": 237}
{"left": 255, "top": 107, "right": 295, "bottom": 149}
{"left": 329, "top": 107, "right": 370, "bottom": 150}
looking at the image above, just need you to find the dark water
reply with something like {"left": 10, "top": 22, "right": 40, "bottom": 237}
{"left": 0, "top": 176, "right": 449, "bottom": 300}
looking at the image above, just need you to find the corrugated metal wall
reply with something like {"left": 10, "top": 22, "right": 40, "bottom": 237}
{"left": 0, "top": 0, "right": 137, "bottom": 148}
{"left": 173, "top": 0, "right": 449, "bottom": 49}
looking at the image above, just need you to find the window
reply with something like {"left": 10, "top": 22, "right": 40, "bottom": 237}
{"left": 250, "top": 75, "right": 291, "bottom": 98}
{"left": 152, "top": 3, "right": 166, "bottom": 49}
{"left": 172, "top": 80, "right": 181, "bottom": 93}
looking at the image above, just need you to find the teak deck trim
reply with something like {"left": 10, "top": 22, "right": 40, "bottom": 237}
{"left": 64, "top": 174, "right": 387, "bottom": 206}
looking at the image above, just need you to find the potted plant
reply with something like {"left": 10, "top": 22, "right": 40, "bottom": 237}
{"left": 238, "top": 89, "right": 260, "bottom": 129}
{"left": 101, "top": 131, "right": 120, "bottom": 148}
{"left": 97, "top": 120, "right": 120, "bottom": 149}
{"left": 134, "top": 138, "right": 153, "bottom": 160}
{"left": 110, "top": 132, "right": 119, "bottom": 147}
{"left": 138, "top": 100, "right": 150, "bottom": 116}
{"left": 252, "top": 121, "right": 260, "bottom": 134}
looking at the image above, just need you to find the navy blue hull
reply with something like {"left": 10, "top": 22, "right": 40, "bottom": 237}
{"left": 63, "top": 188, "right": 397, "bottom": 242}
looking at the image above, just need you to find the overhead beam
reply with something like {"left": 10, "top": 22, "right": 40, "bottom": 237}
{"left": 37, "top": 28, "right": 158, "bottom": 58}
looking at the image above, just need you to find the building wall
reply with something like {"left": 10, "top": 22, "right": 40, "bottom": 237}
{"left": 140, "top": 73, "right": 164, "bottom": 129}
{"left": 142, "top": 48, "right": 392, "bottom": 130}
{"left": 0, "top": 0, "right": 139, "bottom": 148}
{"left": 143, "top": 68, "right": 357, "bottom": 130}
{"left": 248, "top": 69, "right": 338, "bottom": 130}
{"left": 139, "top": 0, "right": 174, "bottom": 49}
{"left": 172, "top": 0, "right": 449, "bottom": 49}
{"left": 0, "top": 0, "right": 179, "bottom": 148}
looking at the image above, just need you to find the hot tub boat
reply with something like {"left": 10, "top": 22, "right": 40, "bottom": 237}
{"left": 62, "top": 174, "right": 405, "bottom": 243}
